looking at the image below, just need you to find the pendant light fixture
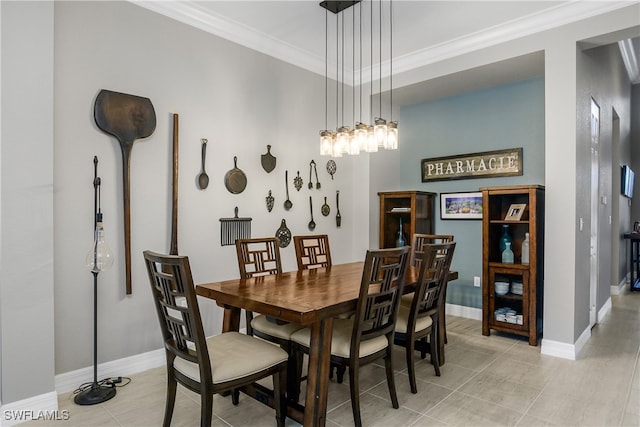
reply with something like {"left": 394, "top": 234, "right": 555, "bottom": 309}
{"left": 319, "top": 0, "right": 397, "bottom": 157}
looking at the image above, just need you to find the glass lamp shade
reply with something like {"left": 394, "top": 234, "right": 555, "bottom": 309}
{"left": 366, "top": 124, "right": 378, "bottom": 153}
{"left": 374, "top": 117, "right": 388, "bottom": 147}
{"left": 85, "top": 221, "right": 114, "bottom": 273}
{"left": 348, "top": 129, "right": 360, "bottom": 155}
{"left": 354, "top": 122, "right": 368, "bottom": 151}
{"left": 386, "top": 121, "right": 398, "bottom": 150}
{"left": 320, "top": 130, "right": 333, "bottom": 156}
{"left": 335, "top": 126, "right": 350, "bottom": 156}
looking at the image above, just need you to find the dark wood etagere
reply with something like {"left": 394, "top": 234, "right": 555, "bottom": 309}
{"left": 481, "top": 185, "right": 544, "bottom": 345}
{"left": 378, "top": 191, "right": 436, "bottom": 249}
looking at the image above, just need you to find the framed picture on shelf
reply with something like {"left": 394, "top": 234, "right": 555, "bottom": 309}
{"left": 505, "top": 203, "right": 527, "bottom": 221}
{"left": 440, "top": 192, "right": 483, "bottom": 220}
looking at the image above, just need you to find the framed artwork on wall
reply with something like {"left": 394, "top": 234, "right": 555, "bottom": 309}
{"left": 440, "top": 192, "right": 483, "bottom": 220}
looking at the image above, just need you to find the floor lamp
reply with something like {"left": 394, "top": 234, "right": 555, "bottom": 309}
{"left": 75, "top": 156, "right": 116, "bottom": 405}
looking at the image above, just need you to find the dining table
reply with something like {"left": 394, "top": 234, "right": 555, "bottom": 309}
{"left": 196, "top": 261, "right": 457, "bottom": 426}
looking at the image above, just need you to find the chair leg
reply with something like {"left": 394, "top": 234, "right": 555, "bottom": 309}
{"left": 405, "top": 337, "right": 418, "bottom": 394}
{"left": 163, "top": 372, "right": 177, "bottom": 427}
{"left": 336, "top": 365, "right": 346, "bottom": 383}
{"left": 348, "top": 362, "right": 362, "bottom": 427}
{"left": 430, "top": 318, "right": 441, "bottom": 377}
{"left": 420, "top": 337, "right": 428, "bottom": 359}
{"left": 232, "top": 389, "right": 240, "bottom": 405}
{"left": 289, "top": 348, "right": 303, "bottom": 403}
{"left": 200, "top": 391, "right": 213, "bottom": 427}
{"left": 384, "top": 349, "right": 399, "bottom": 409}
{"left": 273, "top": 369, "right": 287, "bottom": 427}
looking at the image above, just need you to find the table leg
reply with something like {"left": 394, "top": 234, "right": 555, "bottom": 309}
{"left": 222, "top": 306, "right": 241, "bottom": 332}
{"left": 438, "top": 304, "right": 446, "bottom": 366}
{"left": 304, "top": 317, "right": 333, "bottom": 427}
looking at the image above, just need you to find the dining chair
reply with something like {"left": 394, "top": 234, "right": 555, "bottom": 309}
{"left": 235, "top": 237, "right": 303, "bottom": 401}
{"left": 293, "top": 234, "right": 332, "bottom": 270}
{"left": 291, "top": 246, "right": 411, "bottom": 427}
{"left": 143, "top": 250, "right": 288, "bottom": 427}
{"left": 394, "top": 241, "right": 456, "bottom": 393}
{"left": 404, "top": 233, "right": 454, "bottom": 343}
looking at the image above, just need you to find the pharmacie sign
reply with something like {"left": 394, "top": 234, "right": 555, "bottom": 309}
{"left": 421, "top": 148, "right": 523, "bottom": 182}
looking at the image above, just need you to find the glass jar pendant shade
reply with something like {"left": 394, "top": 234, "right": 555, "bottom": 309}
{"left": 318, "top": 1, "right": 398, "bottom": 157}
{"left": 374, "top": 117, "right": 388, "bottom": 147}
{"left": 320, "top": 130, "right": 333, "bottom": 156}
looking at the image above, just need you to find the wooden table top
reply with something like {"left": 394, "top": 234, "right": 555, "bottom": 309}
{"left": 196, "top": 262, "right": 457, "bottom": 326}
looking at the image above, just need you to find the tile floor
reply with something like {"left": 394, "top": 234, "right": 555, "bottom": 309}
{"left": 23, "top": 288, "right": 640, "bottom": 426}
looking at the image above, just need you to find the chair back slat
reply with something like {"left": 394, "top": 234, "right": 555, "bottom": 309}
{"left": 293, "top": 235, "right": 332, "bottom": 270}
{"left": 410, "top": 234, "right": 453, "bottom": 269}
{"left": 413, "top": 242, "right": 456, "bottom": 316}
{"left": 143, "top": 251, "right": 211, "bottom": 381}
{"left": 354, "top": 246, "right": 410, "bottom": 344}
{"left": 236, "top": 237, "right": 283, "bottom": 278}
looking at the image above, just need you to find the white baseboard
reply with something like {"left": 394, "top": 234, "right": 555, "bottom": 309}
{"left": 55, "top": 348, "right": 165, "bottom": 394}
{"left": 0, "top": 391, "right": 58, "bottom": 426}
{"left": 598, "top": 297, "right": 612, "bottom": 322}
{"left": 445, "top": 303, "right": 482, "bottom": 320}
{"left": 541, "top": 324, "right": 591, "bottom": 360}
{"left": 610, "top": 275, "right": 627, "bottom": 295}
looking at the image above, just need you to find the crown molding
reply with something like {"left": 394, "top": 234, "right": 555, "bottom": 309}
{"left": 132, "top": 0, "right": 636, "bottom": 84}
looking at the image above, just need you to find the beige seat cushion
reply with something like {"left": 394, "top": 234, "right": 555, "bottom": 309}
{"left": 251, "top": 314, "right": 304, "bottom": 340}
{"left": 395, "top": 305, "right": 433, "bottom": 334}
{"left": 400, "top": 292, "right": 414, "bottom": 307}
{"left": 173, "top": 331, "right": 288, "bottom": 384}
{"left": 290, "top": 318, "right": 389, "bottom": 358}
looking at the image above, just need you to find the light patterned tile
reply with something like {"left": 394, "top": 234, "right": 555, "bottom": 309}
{"left": 426, "top": 391, "right": 522, "bottom": 426}
{"left": 527, "top": 390, "right": 624, "bottom": 426}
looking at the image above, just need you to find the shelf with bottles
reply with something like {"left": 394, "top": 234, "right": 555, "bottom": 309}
{"left": 488, "top": 223, "right": 532, "bottom": 265}
{"left": 378, "top": 191, "right": 435, "bottom": 249}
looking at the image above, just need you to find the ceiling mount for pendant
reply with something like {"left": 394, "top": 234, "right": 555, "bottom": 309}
{"left": 320, "top": 1, "right": 361, "bottom": 14}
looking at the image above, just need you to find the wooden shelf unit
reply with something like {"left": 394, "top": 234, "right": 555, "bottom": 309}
{"left": 481, "top": 185, "right": 544, "bottom": 345}
{"left": 378, "top": 191, "right": 436, "bottom": 249}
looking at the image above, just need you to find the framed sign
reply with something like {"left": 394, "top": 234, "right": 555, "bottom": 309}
{"left": 440, "top": 192, "right": 483, "bottom": 220}
{"left": 422, "top": 148, "right": 523, "bottom": 182}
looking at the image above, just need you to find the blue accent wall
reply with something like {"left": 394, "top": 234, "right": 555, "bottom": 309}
{"left": 399, "top": 78, "right": 545, "bottom": 308}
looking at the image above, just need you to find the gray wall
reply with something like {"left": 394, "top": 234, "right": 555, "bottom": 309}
{"left": 576, "top": 42, "right": 632, "bottom": 336}
{"left": 391, "top": 77, "right": 545, "bottom": 307}
{"left": 0, "top": 1, "right": 55, "bottom": 403}
{"left": 52, "top": 1, "right": 366, "bottom": 376}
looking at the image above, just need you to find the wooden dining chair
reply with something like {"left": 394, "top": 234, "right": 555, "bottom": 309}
{"left": 143, "top": 250, "right": 288, "bottom": 427}
{"left": 293, "top": 234, "right": 332, "bottom": 270}
{"left": 291, "top": 246, "right": 411, "bottom": 427}
{"left": 404, "top": 233, "right": 454, "bottom": 343}
{"left": 235, "top": 237, "right": 303, "bottom": 400}
{"left": 394, "top": 242, "right": 456, "bottom": 393}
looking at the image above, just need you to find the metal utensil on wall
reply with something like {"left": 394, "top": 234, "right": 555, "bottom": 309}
{"left": 219, "top": 207, "right": 252, "bottom": 246}
{"left": 308, "top": 196, "right": 316, "bottom": 231}
{"left": 294, "top": 171, "right": 303, "bottom": 191}
{"left": 275, "top": 219, "right": 291, "bottom": 248}
{"left": 326, "top": 160, "right": 337, "bottom": 180}
{"left": 321, "top": 197, "right": 330, "bottom": 216}
{"left": 336, "top": 190, "right": 342, "bottom": 228}
{"left": 313, "top": 160, "right": 321, "bottom": 189}
{"left": 224, "top": 156, "right": 247, "bottom": 194}
{"left": 308, "top": 161, "right": 313, "bottom": 189}
{"left": 261, "top": 144, "right": 276, "bottom": 173}
{"left": 197, "top": 138, "right": 209, "bottom": 190}
{"left": 266, "top": 190, "right": 274, "bottom": 212}
{"left": 284, "top": 170, "right": 292, "bottom": 210}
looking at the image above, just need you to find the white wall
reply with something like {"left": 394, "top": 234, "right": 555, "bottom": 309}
{"left": 1, "top": 1, "right": 55, "bottom": 404}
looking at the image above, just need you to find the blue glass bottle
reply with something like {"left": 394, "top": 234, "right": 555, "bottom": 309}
{"left": 396, "top": 217, "right": 406, "bottom": 247}
{"left": 499, "top": 224, "right": 512, "bottom": 253}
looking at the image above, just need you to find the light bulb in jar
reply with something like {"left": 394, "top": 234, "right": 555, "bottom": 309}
{"left": 85, "top": 220, "right": 114, "bottom": 273}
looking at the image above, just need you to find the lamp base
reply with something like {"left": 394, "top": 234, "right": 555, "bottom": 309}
{"left": 74, "top": 384, "right": 116, "bottom": 405}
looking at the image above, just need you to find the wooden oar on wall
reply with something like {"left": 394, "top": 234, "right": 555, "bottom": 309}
{"left": 170, "top": 113, "right": 179, "bottom": 256}
{"left": 94, "top": 89, "right": 156, "bottom": 294}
